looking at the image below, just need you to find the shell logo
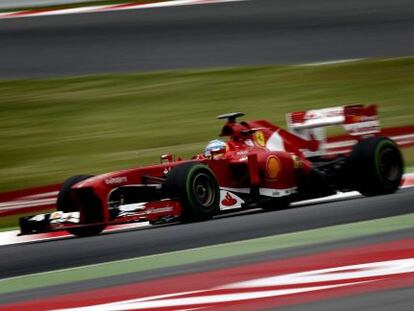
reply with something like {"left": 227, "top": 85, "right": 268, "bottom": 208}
{"left": 352, "top": 115, "right": 361, "bottom": 123}
{"left": 254, "top": 131, "right": 266, "bottom": 147}
{"left": 266, "top": 155, "right": 282, "bottom": 181}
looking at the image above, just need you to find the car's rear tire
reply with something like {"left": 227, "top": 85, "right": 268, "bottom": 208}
{"left": 164, "top": 163, "right": 220, "bottom": 222}
{"left": 57, "top": 175, "right": 105, "bottom": 237}
{"left": 349, "top": 137, "right": 403, "bottom": 196}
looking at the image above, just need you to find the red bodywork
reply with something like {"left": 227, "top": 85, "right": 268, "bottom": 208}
{"left": 20, "top": 105, "right": 382, "bottom": 234}
{"left": 66, "top": 119, "right": 315, "bottom": 227}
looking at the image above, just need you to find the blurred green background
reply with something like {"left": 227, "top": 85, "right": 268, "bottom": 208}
{"left": 1, "top": 57, "right": 414, "bottom": 193}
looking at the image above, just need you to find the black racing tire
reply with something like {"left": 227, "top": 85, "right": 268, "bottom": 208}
{"left": 349, "top": 137, "right": 404, "bottom": 196}
{"left": 57, "top": 175, "right": 105, "bottom": 237}
{"left": 164, "top": 163, "right": 220, "bottom": 222}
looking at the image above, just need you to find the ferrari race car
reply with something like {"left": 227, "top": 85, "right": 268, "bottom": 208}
{"left": 20, "top": 105, "right": 404, "bottom": 237}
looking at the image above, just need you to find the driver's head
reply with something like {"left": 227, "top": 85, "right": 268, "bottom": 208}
{"left": 204, "top": 139, "right": 228, "bottom": 158}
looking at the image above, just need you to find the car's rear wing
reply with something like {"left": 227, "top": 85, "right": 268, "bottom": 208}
{"left": 286, "top": 104, "right": 380, "bottom": 157}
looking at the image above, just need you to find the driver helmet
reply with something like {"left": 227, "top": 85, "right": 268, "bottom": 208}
{"left": 204, "top": 139, "right": 228, "bottom": 158}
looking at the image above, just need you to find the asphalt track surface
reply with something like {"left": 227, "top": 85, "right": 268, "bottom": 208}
{"left": 1, "top": 189, "right": 414, "bottom": 308}
{"left": 3, "top": 226, "right": 414, "bottom": 306}
{"left": 1, "top": 188, "right": 414, "bottom": 279}
{"left": 1, "top": 0, "right": 414, "bottom": 78}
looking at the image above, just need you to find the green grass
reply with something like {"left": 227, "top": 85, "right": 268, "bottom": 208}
{"left": 1, "top": 57, "right": 414, "bottom": 193}
{"left": 407, "top": 165, "right": 414, "bottom": 173}
{"left": 403, "top": 148, "right": 414, "bottom": 172}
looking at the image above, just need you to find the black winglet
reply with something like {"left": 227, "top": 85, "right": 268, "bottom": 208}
{"left": 217, "top": 112, "right": 245, "bottom": 123}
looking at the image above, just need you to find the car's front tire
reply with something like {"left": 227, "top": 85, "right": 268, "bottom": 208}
{"left": 164, "top": 163, "right": 220, "bottom": 222}
{"left": 57, "top": 175, "right": 105, "bottom": 237}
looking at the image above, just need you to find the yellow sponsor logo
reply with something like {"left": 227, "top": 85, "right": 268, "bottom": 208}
{"left": 266, "top": 155, "right": 282, "bottom": 181}
{"left": 292, "top": 154, "right": 303, "bottom": 169}
{"left": 254, "top": 131, "right": 266, "bottom": 147}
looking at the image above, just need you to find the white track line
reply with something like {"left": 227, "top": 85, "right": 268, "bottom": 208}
{"left": 0, "top": 0, "right": 246, "bottom": 19}
{"left": 298, "top": 58, "right": 365, "bottom": 67}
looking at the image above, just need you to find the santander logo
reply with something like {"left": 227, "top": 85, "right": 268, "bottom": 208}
{"left": 219, "top": 190, "right": 245, "bottom": 210}
{"left": 221, "top": 192, "right": 238, "bottom": 207}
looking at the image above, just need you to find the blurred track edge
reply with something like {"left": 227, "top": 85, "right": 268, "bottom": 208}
{"left": 0, "top": 0, "right": 247, "bottom": 20}
{"left": 3, "top": 237, "right": 414, "bottom": 310}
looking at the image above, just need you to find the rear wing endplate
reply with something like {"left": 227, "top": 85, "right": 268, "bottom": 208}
{"left": 286, "top": 104, "right": 380, "bottom": 156}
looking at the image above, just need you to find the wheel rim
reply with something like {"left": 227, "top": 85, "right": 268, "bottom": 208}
{"left": 378, "top": 147, "right": 401, "bottom": 183}
{"left": 192, "top": 173, "right": 216, "bottom": 207}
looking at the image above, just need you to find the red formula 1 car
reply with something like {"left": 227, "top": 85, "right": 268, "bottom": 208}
{"left": 19, "top": 105, "right": 404, "bottom": 237}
